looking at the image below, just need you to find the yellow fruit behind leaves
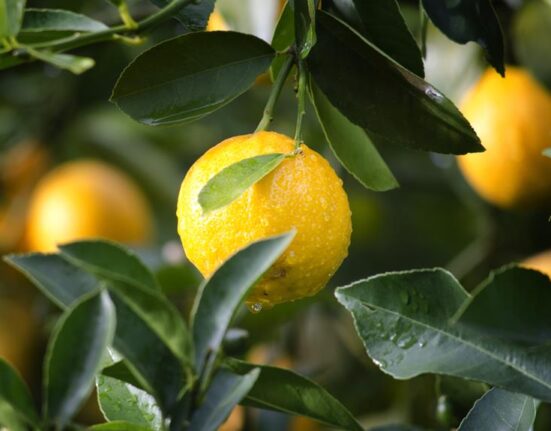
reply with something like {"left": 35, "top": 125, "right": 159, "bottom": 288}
{"left": 206, "top": 9, "right": 230, "bottom": 32}
{"left": 177, "top": 131, "right": 351, "bottom": 308}
{"left": 457, "top": 67, "right": 551, "bottom": 209}
{"left": 25, "top": 160, "right": 154, "bottom": 252}
{"left": 521, "top": 250, "right": 551, "bottom": 277}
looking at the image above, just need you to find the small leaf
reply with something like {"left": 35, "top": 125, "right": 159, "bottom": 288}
{"left": 5, "top": 253, "right": 98, "bottom": 308}
{"left": 458, "top": 388, "right": 537, "bottom": 431}
{"left": 0, "top": 359, "right": 39, "bottom": 427}
{"left": 59, "top": 240, "right": 159, "bottom": 291}
{"left": 198, "top": 153, "right": 286, "bottom": 212}
{"left": 189, "top": 368, "right": 260, "bottom": 431}
{"left": 0, "top": 0, "right": 26, "bottom": 37}
{"left": 25, "top": 46, "right": 95, "bottom": 74}
{"left": 192, "top": 232, "right": 295, "bottom": 373}
{"left": 271, "top": 1, "right": 295, "bottom": 81}
{"left": 225, "top": 359, "right": 363, "bottom": 431}
{"left": 111, "top": 32, "right": 275, "bottom": 126}
{"left": 422, "top": 0, "right": 505, "bottom": 75}
{"left": 88, "top": 421, "right": 153, "bottom": 431}
{"left": 307, "top": 11, "right": 482, "bottom": 155}
{"left": 310, "top": 81, "right": 398, "bottom": 191}
{"left": 323, "top": 0, "right": 424, "bottom": 76}
{"left": 21, "top": 9, "right": 107, "bottom": 33}
{"left": 294, "top": 0, "right": 317, "bottom": 59}
{"left": 44, "top": 291, "right": 116, "bottom": 427}
{"left": 97, "top": 374, "right": 162, "bottom": 429}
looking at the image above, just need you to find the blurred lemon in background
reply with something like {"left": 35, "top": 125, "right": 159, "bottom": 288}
{"left": 25, "top": 159, "right": 154, "bottom": 252}
{"left": 177, "top": 131, "right": 351, "bottom": 309}
{"left": 457, "top": 67, "right": 551, "bottom": 209}
{"left": 206, "top": 8, "right": 230, "bottom": 31}
{"left": 522, "top": 250, "right": 551, "bottom": 276}
{"left": 219, "top": 406, "right": 245, "bottom": 431}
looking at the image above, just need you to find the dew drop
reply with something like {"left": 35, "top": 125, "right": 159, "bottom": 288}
{"left": 248, "top": 303, "right": 263, "bottom": 314}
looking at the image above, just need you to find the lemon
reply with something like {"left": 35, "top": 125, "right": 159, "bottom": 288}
{"left": 25, "top": 159, "right": 154, "bottom": 252}
{"left": 457, "top": 67, "right": 551, "bottom": 208}
{"left": 521, "top": 250, "right": 551, "bottom": 276}
{"left": 177, "top": 131, "right": 351, "bottom": 308}
{"left": 206, "top": 9, "right": 229, "bottom": 31}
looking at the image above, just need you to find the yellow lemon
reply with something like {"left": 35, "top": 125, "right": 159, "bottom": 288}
{"left": 25, "top": 159, "right": 154, "bottom": 252}
{"left": 457, "top": 67, "right": 551, "bottom": 208}
{"left": 206, "top": 9, "right": 229, "bottom": 32}
{"left": 177, "top": 131, "right": 351, "bottom": 308}
{"left": 219, "top": 406, "right": 244, "bottom": 431}
{"left": 521, "top": 250, "right": 551, "bottom": 276}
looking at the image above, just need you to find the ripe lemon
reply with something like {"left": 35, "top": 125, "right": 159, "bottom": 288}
{"left": 206, "top": 9, "right": 229, "bottom": 31}
{"left": 25, "top": 160, "right": 154, "bottom": 252}
{"left": 177, "top": 131, "right": 351, "bottom": 309}
{"left": 521, "top": 250, "right": 551, "bottom": 276}
{"left": 457, "top": 67, "right": 551, "bottom": 209}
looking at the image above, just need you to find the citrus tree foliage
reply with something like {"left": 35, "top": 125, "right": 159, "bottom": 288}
{"left": 1, "top": 0, "right": 545, "bottom": 430}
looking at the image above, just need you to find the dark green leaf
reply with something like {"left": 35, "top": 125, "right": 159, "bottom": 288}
{"left": 0, "top": 359, "right": 39, "bottom": 427}
{"left": 323, "top": 0, "right": 424, "bottom": 76}
{"left": 335, "top": 268, "right": 551, "bottom": 402}
{"left": 149, "top": 0, "right": 215, "bottom": 32}
{"left": 97, "top": 374, "right": 162, "bottom": 429}
{"left": 59, "top": 240, "right": 159, "bottom": 291}
{"left": 226, "top": 359, "right": 363, "bottom": 431}
{"left": 25, "top": 46, "right": 95, "bottom": 74}
{"left": 88, "top": 421, "right": 153, "bottom": 431}
{"left": 458, "top": 266, "right": 551, "bottom": 344}
{"left": 458, "top": 388, "right": 537, "bottom": 431}
{"left": 270, "top": 1, "right": 295, "bottom": 81}
{"left": 111, "top": 32, "right": 275, "bottom": 126}
{"left": 369, "top": 426, "right": 423, "bottom": 431}
{"left": 294, "top": 0, "right": 317, "bottom": 59}
{"left": 5, "top": 253, "right": 98, "bottom": 309}
{"left": 102, "top": 360, "right": 146, "bottom": 391}
{"left": 422, "top": 0, "right": 504, "bottom": 75}
{"left": 307, "top": 11, "right": 482, "bottom": 155}
{"left": 192, "top": 232, "right": 294, "bottom": 373}
{"left": 0, "top": 0, "right": 25, "bottom": 37}
{"left": 189, "top": 368, "right": 259, "bottom": 431}
{"left": 21, "top": 9, "right": 107, "bottom": 32}
{"left": 44, "top": 291, "right": 116, "bottom": 427}
{"left": 198, "top": 153, "right": 286, "bottom": 213}
{"left": 310, "top": 81, "right": 398, "bottom": 191}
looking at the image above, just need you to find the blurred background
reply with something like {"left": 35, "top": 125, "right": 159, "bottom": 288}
{"left": 1, "top": 0, "right": 551, "bottom": 429}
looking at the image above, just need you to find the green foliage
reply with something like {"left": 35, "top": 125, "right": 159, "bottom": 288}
{"left": 0, "top": 0, "right": 25, "bottom": 38}
{"left": 0, "top": 359, "right": 39, "bottom": 428}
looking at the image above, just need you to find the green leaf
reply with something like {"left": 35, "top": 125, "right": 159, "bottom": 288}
{"left": 5, "top": 253, "right": 98, "bottom": 308}
{"left": 192, "top": 232, "right": 295, "bottom": 373}
{"left": 310, "top": 81, "right": 398, "bottom": 192}
{"left": 148, "top": 0, "right": 215, "bottom": 32}
{"left": 44, "top": 291, "right": 116, "bottom": 427}
{"left": 25, "top": 46, "right": 95, "bottom": 74}
{"left": 271, "top": 1, "right": 295, "bottom": 81}
{"left": 97, "top": 374, "right": 162, "bottom": 429}
{"left": 225, "top": 359, "right": 363, "bottom": 431}
{"left": 111, "top": 32, "right": 275, "bottom": 126}
{"left": 369, "top": 426, "right": 423, "bottom": 431}
{"left": 335, "top": 268, "right": 551, "bottom": 402}
{"left": 294, "top": 0, "right": 317, "bottom": 59}
{"left": 198, "top": 153, "right": 286, "bottom": 213}
{"left": 0, "top": 359, "right": 39, "bottom": 427}
{"left": 458, "top": 266, "right": 551, "bottom": 344}
{"left": 457, "top": 388, "right": 537, "bottom": 431}
{"left": 307, "top": 11, "right": 482, "bottom": 155}
{"left": 189, "top": 368, "right": 260, "bottom": 431}
{"left": 88, "top": 421, "right": 153, "bottom": 431}
{"left": 0, "top": 399, "right": 26, "bottom": 431}
{"left": 0, "top": 0, "right": 25, "bottom": 38}
{"left": 59, "top": 240, "right": 159, "bottom": 291}
{"left": 323, "top": 0, "right": 424, "bottom": 77}
{"left": 21, "top": 9, "right": 107, "bottom": 32}
{"left": 422, "top": 0, "right": 504, "bottom": 76}
{"left": 102, "top": 360, "right": 146, "bottom": 391}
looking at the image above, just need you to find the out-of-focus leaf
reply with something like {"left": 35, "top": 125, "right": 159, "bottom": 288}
{"left": 44, "top": 291, "right": 116, "bottom": 427}
{"left": 457, "top": 388, "right": 537, "bottom": 431}
{"left": 0, "top": 359, "right": 39, "bottom": 427}
{"left": 198, "top": 153, "right": 286, "bottom": 213}
{"left": 421, "top": 0, "right": 504, "bottom": 75}
{"left": 59, "top": 240, "right": 159, "bottom": 291}
{"left": 192, "top": 232, "right": 294, "bottom": 373}
{"left": 0, "top": 0, "right": 26, "bottom": 38}
{"left": 97, "top": 374, "right": 162, "bottom": 429}
{"left": 307, "top": 12, "right": 482, "bottom": 155}
{"left": 310, "top": 81, "right": 398, "bottom": 191}
{"left": 149, "top": 0, "right": 215, "bottom": 32}
{"left": 111, "top": 32, "right": 275, "bottom": 126}
{"left": 188, "top": 368, "right": 259, "bottom": 431}
{"left": 335, "top": 268, "right": 551, "bottom": 402}
{"left": 21, "top": 9, "right": 107, "bottom": 32}
{"left": 323, "top": 0, "right": 424, "bottom": 76}
{"left": 369, "top": 426, "right": 423, "bottom": 431}
{"left": 102, "top": 360, "right": 146, "bottom": 391}
{"left": 0, "top": 399, "right": 26, "bottom": 431}
{"left": 458, "top": 266, "right": 551, "bottom": 344}
{"left": 294, "top": 0, "right": 316, "bottom": 59}
{"left": 5, "top": 253, "right": 98, "bottom": 308}
{"left": 89, "top": 421, "right": 153, "bottom": 431}
{"left": 226, "top": 359, "right": 363, "bottom": 431}
{"left": 25, "top": 46, "right": 95, "bottom": 74}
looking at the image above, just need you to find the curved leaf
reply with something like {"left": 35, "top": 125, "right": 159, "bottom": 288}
{"left": 0, "top": 359, "right": 38, "bottom": 427}
{"left": 0, "top": 0, "right": 25, "bottom": 37}
{"left": 21, "top": 9, "right": 107, "bottom": 32}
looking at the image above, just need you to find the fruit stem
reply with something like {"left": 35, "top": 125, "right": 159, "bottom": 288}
{"left": 293, "top": 58, "right": 307, "bottom": 150}
{"left": 255, "top": 54, "right": 294, "bottom": 133}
